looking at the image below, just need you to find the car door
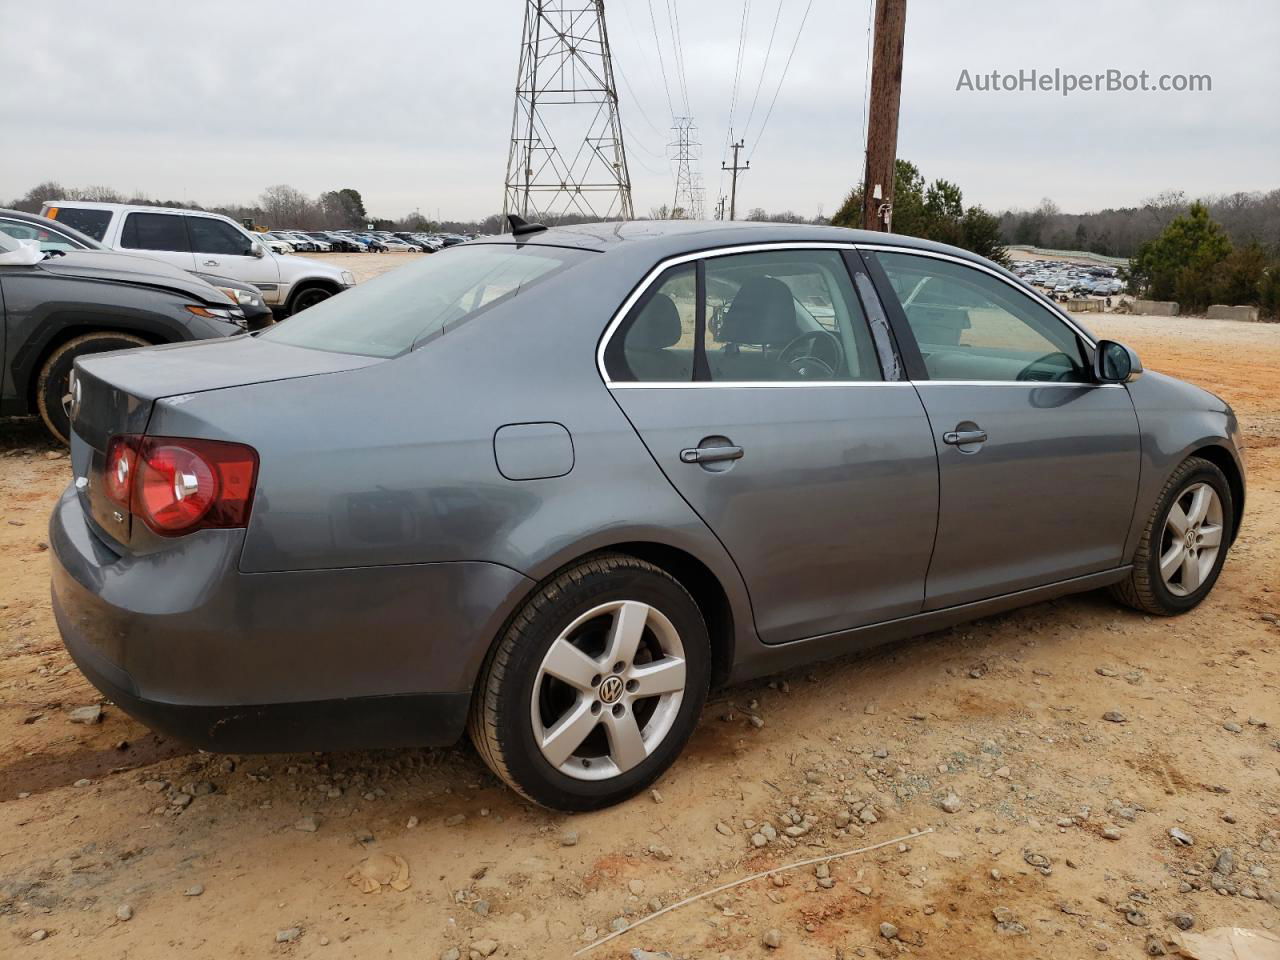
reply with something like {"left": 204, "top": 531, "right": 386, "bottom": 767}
{"left": 116, "top": 211, "right": 197, "bottom": 272}
{"left": 604, "top": 245, "right": 939, "bottom": 644}
{"left": 185, "top": 215, "right": 281, "bottom": 297}
{"left": 864, "top": 247, "right": 1141, "bottom": 609}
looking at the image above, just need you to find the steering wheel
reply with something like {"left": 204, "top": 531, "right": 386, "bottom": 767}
{"left": 777, "top": 330, "right": 845, "bottom": 379}
{"left": 1016, "top": 351, "right": 1077, "bottom": 382}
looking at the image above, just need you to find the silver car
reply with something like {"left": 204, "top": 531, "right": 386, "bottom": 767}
{"left": 49, "top": 221, "right": 1245, "bottom": 810}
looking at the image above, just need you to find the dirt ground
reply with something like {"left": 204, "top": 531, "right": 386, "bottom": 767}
{"left": 1, "top": 255, "right": 1278, "bottom": 959}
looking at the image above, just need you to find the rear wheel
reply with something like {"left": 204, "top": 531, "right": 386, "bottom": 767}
{"left": 36, "top": 332, "right": 149, "bottom": 444}
{"left": 469, "top": 554, "right": 710, "bottom": 810}
{"left": 1112, "top": 456, "right": 1233, "bottom": 615}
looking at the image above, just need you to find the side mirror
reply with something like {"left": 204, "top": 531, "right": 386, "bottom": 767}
{"left": 250, "top": 243, "right": 266, "bottom": 258}
{"left": 1094, "top": 339, "right": 1142, "bottom": 383}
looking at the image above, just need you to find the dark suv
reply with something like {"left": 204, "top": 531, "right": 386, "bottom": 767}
{"left": 0, "top": 221, "right": 248, "bottom": 442}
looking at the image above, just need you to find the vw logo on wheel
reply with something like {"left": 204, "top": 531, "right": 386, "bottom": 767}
{"left": 598, "top": 675, "right": 624, "bottom": 705}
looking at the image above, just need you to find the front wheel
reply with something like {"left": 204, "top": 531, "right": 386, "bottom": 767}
{"left": 1112, "top": 456, "right": 1234, "bottom": 615}
{"left": 468, "top": 554, "right": 710, "bottom": 811}
{"left": 36, "top": 332, "right": 149, "bottom": 444}
{"left": 287, "top": 285, "right": 334, "bottom": 315}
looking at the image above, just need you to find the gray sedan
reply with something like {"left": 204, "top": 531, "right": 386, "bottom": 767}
{"left": 49, "top": 221, "right": 1245, "bottom": 810}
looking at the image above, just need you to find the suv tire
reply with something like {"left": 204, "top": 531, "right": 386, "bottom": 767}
{"left": 36, "top": 332, "right": 149, "bottom": 444}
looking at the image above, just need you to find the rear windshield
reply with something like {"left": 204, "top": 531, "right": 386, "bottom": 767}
{"left": 261, "top": 244, "right": 590, "bottom": 358}
{"left": 47, "top": 206, "right": 112, "bottom": 241}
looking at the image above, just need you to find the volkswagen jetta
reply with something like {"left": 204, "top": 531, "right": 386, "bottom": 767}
{"left": 50, "top": 221, "right": 1245, "bottom": 810}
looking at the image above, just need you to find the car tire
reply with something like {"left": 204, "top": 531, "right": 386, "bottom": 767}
{"left": 36, "top": 332, "right": 149, "bottom": 445}
{"left": 468, "top": 553, "right": 710, "bottom": 811}
{"left": 287, "top": 284, "right": 334, "bottom": 315}
{"left": 1111, "top": 456, "right": 1234, "bottom": 616}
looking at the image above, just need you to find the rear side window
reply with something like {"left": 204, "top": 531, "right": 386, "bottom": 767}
{"left": 187, "top": 216, "right": 252, "bottom": 255}
{"left": 261, "top": 244, "right": 590, "bottom": 358}
{"left": 604, "top": 264, "right": 697, "bottom": 382}
{"left": 48, "top": 207, "right": 111, "bottom": 241}
{"left": 121, "top": 212, "right": 190, "bottom": 252}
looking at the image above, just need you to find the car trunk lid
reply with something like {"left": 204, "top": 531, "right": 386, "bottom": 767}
{"left": 71, "top": 335, "right": 382, "bottom": 548}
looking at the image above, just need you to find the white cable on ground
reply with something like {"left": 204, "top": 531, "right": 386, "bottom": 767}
{"left": 572, "top": 826, "right": 935, "bottom": 956}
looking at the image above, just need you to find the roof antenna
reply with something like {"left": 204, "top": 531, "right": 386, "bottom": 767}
{"left": 507, "top": 214, "right": 548, "bottom": 237}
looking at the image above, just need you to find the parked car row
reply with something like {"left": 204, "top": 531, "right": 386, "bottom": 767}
{"left": 1011, "top": 258, "right": 1125, "bottom": 300}
{"left": 41, "top": 201, "right": 356, "bottom": 315}
{"left": 2, "top": 203, "right": 362, "bottom": 442}
{"left": 0, "top": 210, "right": 256, "bottom": 442}
{"left": 260, "top": 228, "right": 474, "bottom": 254}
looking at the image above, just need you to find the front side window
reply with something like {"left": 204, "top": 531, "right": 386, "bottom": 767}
{"left": 187, "top": 216, "right": 253, "bottom": 256}
{"left": 261, "top": 244, "right": 589, "bottom": 358}
{"left": 705, "top": 250, "right": 881, "bottom": 382}
{"left": 120, "top": 212, "right": 189, "bottom": 253}
{"left": 875, "top": 252, "right": 1089, "bottom": 383}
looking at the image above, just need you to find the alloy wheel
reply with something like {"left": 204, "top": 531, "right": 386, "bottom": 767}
{"left": 530, "top": 600, "right": 687, "bottom": 781}
{"left": 1159, "top": 482, "right": 1224, "bottom": 596}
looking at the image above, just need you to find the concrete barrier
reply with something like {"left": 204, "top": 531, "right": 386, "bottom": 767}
{"left": 1206, "top": 304, "right": 1260, "bottom": 322}
{"left": 1132, "top": 300, "right": 1179, "bottom": 316}
{"left": 1066, "top": 298, "right": 1103, "bottom": 312}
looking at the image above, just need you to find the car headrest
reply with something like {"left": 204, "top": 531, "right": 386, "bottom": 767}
{"left": 627, "top": 293, "right": 682, "bottom": 349}
{"left": 718, "top": 277, "right": 797, "bottom": 345}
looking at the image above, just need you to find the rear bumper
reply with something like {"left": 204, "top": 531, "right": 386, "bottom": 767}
{"left": 49, "top": 486, "right": 533, "bottom": 751}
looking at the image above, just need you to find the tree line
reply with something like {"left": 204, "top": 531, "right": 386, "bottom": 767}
{"left": 1125, "top": 201, "right": 1280, "bottom": 317}
{"left": 998, "top": 189, "right": 1280, "bottom": 260}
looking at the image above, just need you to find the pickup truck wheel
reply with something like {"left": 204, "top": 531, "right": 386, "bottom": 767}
{"left": 36, "top": 332, "right": 149, "bottom": 445}
{"left": 288, "top": 285, "right": 334, "bottom": 314}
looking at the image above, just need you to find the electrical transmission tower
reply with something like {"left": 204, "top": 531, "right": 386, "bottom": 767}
{"left": 503, "top": 1, "right": 634, "bottom": 226}
{"left": 668, "top": 117, "right": 704, "bottom": 220}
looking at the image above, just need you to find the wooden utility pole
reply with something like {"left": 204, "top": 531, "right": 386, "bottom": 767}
{"left": 722, "top": 140, "right": 749, "bottom": 220}
{"left": 862, "top": 0, "right": 907, "bottom": 231}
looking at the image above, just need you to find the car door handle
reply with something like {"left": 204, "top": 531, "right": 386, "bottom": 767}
{"left": 680, "top": 444, "right": 744, "bottom": 464}
{"left": 201, "top": 259, "right": 219, "bottom": 266}
{"left": 943, "top": 429, "right": 988, "bottom": 445}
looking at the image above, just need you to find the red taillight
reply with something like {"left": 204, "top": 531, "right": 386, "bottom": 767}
{"left": 104, "top": 435, "right": 259, "bottom": 536}
{"left": 104, "top": 436, "right": 137, "bottom": 506}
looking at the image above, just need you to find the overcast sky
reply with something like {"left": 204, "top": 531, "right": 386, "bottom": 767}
{"left": 2, "top": 0, "right": 1277, "bottom": 221}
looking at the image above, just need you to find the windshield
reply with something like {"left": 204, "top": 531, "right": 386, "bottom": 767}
{"left": 260, "top": 243, "right": 591, "bottom": 357}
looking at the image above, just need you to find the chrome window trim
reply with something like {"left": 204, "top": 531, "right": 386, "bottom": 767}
{"left": 597, "top": 241, "right": 868, "bottom": 386}
{"left": 597, "top": 240, "right": 1101, "bottom": 389}
{"left": 609, "top": 380, "right": 915, "bottom": 390}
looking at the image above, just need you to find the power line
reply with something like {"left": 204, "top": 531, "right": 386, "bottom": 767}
{"left": 615, "top": 57, "right": 668, "bottom": 138}
{"left": 725, "top": 0, "right": 753, "bottom": 146}
{"left": 645, "top": 0, "right": 677, "bottom": 118}
{"left": 747, "top": 0, "right": 814, "bottom": 163}
{"left": 742, "top": 0, "right": 784, "bottom": 144}
{"left": 666, "top": 0, "right": 691, "bottom": 115}
{"left": 865, "top": 0, "right": 875, "bottom": 158}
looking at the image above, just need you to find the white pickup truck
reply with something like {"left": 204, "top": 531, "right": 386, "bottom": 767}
{"left": 41, "top": 201, "right": 355, "bottom": 315}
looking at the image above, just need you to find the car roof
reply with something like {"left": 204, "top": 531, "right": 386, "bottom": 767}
{"left": 45, "top": 200, "right": 229, "bottom": 219}
{"left": 476, "top": 219, "right": 1012, "bottom": 274}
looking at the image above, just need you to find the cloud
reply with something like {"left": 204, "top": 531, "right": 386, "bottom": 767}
{"left": 2, "top": 0, "right": 1276, "bottom": 219}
